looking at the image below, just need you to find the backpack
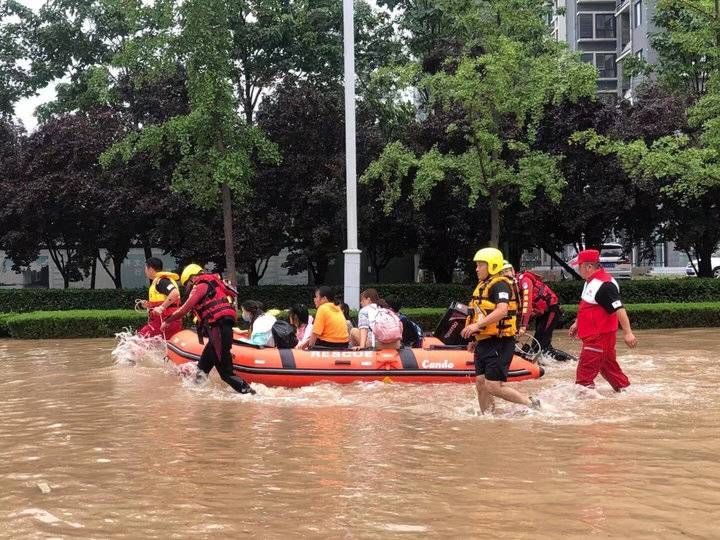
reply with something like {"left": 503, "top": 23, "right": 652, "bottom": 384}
{"left": 271, "top": 320, "right": 298, "bottom": 349}
{"left": 371, "top": 308, "right": 403, "bottom": 343}
{"left": 399, "top": 313, "right": 423, "bottom": 348}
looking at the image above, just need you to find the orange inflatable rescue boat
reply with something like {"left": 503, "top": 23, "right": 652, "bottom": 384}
{"left": 166, "top": 329, "right": 544, "bottom": 388}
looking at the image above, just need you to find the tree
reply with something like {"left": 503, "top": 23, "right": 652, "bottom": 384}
{"left": 3, "top": 111, "right": 126, "bottom": 288}
{"left": 0, "top": 1, "right": 37, "bottom": 118}
{"left": 574, "top": 82, "right": 720, "bottom": 276}
{"left": 627, "top": 0, "right": 720, "bottom": 97}
{"left": 363, "top": 0, "right": 596, "bottom": 271}
{"left": 0, "top": 119, "right": 24, "bottom": 259}
{"left": 20, "top": 0, "right": 176, "bottom": 123}
{"left": 507, "top": 97, "right": 636, "bottom": 276}
{"left": 256, "top": 78, "right": 348, "bottom": 284}
{"left": 101, "top": 0, "right": 279, "bottom": 285}
{"left": 573, "top": 0, "right": 720, "bottom": 277}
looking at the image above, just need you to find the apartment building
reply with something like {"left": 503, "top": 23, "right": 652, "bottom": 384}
{"left": 550, "top": 0, "right": 656, "bottom": 100}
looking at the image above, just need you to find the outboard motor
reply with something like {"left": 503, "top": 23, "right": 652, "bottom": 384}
{"left": 433, "top": 302, "right": 471, "bottom": 346}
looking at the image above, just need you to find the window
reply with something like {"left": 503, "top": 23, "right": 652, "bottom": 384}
{"left": 634, "top": 0, "right": 642, "bottom": 27}
{"left": 578, "top": 14, "right": 594, "bottom": 38}
{"left": 595, "top": 14, "right": 616, "bottom": 38}
{"left": 636, "top": 48, "right": 644, "bottom": 60}
{"left": 596, "top": 53, "right": 617, "bottom": 78}
{"left": 601, "top": 245, "right": 624, "bottom": 258}
{"left": 580, "top": 53, "right": 594, "bottom": 64}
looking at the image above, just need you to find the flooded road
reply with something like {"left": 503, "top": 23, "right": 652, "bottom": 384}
{"left": 1, "top": 329, "right": 718, "bottom": 538}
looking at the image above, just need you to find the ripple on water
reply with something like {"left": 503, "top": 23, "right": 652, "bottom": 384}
{"left": 380, "top": 524, "right": 430, "bottom": 533}
{"left": 9, "top": 508, "right": 83, "bottom": 529}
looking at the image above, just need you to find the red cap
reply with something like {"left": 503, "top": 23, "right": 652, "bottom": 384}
{"left": 571, "top": 249, "right": 600, "bottom": 266}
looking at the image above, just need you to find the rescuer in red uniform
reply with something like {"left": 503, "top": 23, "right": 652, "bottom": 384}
{"left": 568, "top": 250, "right": 637, "bottom": 391}
{"left": 162, "top": 264, "right": 255, "bottom": 395}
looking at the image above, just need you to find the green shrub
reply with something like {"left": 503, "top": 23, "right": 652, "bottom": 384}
{"left": 548, "top": 279, "right": 720, "bottom": 304}
{"left": 1, "top": 278, "right": 719, "bottom": 312}
{"left": 579, "top": 302, "right": 720, "bottom": 329}
{"left": 0, "top": 288, "right": 147, "bottom": 313}
{"left": 0, "top": 312, "right": 14, "bottom": 337}
{"left": 403, "top": 302, "right": 720, "bottom": 333}
{"left": 4, "top": 310, "right": 147, "bottom": 339}
{"left": 1, "top": 302, "right": 719, "bottom": 339}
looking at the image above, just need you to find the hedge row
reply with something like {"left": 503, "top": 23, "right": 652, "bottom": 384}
{"left": 0, "top": 278, "right": 717, "bottom": 312}
{"left": 0, "top": 313, "right": 13, "bottom": 337}
{"left": 2, "top": 310, "right": 146, "bottom": 339}
{"left": 404, "top": 302, "right": 720, "bottom": 332}
{"left": 1, "top": 303, "right": 719, "bottom": 338}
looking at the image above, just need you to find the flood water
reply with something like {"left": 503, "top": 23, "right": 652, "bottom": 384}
{"left": 1, "top": 329, "right": 719, "bottom": 538}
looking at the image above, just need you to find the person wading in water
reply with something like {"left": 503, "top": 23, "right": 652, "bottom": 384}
{"left": 162, "top": 264, "right": 255, "bottom": 395}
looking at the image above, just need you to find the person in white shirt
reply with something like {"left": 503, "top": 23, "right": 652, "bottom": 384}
{"left": 350, "top": 289, "right": 381, "bottom": 349}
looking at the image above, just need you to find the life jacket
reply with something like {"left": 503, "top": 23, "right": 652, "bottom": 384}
{"left": 467, "top": 275, "right": 519, "bottom": 340}
{"left": 147, "top": 272, "right": 181, "bottom": 308}
{"left": 518, "top": 271, "right": 558, "bottom": 317}
{"left": 191, "top": 273, "right": 237, "bottom": 325}
{"left": 577, "top": 268, "right": 619, "bottom": 339}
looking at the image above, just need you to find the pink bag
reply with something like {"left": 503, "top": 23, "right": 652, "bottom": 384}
{"left": 371, "top": 308, "right": 403, "bottom": 343}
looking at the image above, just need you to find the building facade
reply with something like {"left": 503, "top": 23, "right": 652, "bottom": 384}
{"left": 550, "top": 0, "right": 656, "bottom": 100}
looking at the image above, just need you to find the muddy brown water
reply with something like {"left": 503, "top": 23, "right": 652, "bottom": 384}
{"left": 1, "top": 329, "right": 719, "bottom": 538}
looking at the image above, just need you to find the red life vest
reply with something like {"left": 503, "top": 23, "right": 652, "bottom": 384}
{"left": 577, "top": 268, "right": 619, "bottom": 339}
{"left": 192, "top": 274, "right": 237, "bottom": 325}
{"left": 518, "top": 271, "right": 558, "bottom": 316}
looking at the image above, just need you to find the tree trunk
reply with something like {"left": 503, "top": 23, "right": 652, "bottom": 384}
{"left": 583, "top": 231, "right": 603, "bottom": 251}
{"left": 696, "top": 242, "right": 714, "bottom": 277}
{"left": 143, "top": 242, "right": 153, "bottom": 261}
{"left": 489, "top": 188, "right": 500, "bottom": 247}
{"left": 310, "top": 258, "right": 329, "bottom": 285}
{"left": 113, "top": 257, "right": 123, "bottom": 289}
{"left": 543, "top": 247, "right": 581, "bottom": 280}
{"left": 246, "top": 264, "right": 259, "bottom": 287}
{"left": 90, "top": 256, "right": 97, "bottom": 289}
{"left": 255, "top": 258, "right": 270, "bottom": 284}
{"left": 47, "top": 245, "right": 70, "bottom": 289}
{"left": 221, "top": 181, "right": 237, "bottom": 286}
{"left": 432, "top": 265, "right": 453, "bottom": 283}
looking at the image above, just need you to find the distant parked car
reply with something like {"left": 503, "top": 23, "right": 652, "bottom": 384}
{"left": 685, "top": 258, "right": 720, "bottom": 277}
{"left": 569, "top": 243, "right": 633, "bottom": 279}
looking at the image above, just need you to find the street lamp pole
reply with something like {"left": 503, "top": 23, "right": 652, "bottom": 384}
{"left": 343, "top": 0, "right": 361, "bottom": 310}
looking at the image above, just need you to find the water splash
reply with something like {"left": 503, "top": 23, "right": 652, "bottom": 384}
{"left": 111, "top": 329, "right": 167, "bottom": 367}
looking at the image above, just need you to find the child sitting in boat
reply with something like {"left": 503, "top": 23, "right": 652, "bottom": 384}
{"left": 238, "top": 300, "right": 276, "bottom": 347}
{"left": 351, "top": 289, "right": 403, "bottom": 350}
{"left": 289, "top": 304, "right": 314, "bottom": 349}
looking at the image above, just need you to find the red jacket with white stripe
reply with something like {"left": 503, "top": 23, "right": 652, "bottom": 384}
{"left": 577, "top": 268, "right": 619, "bottom": 339}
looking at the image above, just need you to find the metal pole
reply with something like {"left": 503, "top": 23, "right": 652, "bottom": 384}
{"left": 343, "top": 0, "right": 361, "bottom": 311}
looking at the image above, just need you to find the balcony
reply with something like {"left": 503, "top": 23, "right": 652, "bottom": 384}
{"left": 617, "top": 41, "right": 633, "bottom": 61}
{"left": 616, "top": 0, "right": 630, "bottom": 13}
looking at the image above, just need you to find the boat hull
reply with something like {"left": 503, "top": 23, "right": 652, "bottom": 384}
{"left": 166, "top": 329, "right": 544, "bottom": 388}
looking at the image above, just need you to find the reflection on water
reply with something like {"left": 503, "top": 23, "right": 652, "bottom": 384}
{"left": 1, "top": 330, "right": 719, "bottom": 538}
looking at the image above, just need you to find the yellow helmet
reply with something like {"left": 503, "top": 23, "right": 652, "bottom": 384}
{"left": 473, "top": 247, "right": 504, "bottom": 275}
{"left": 180, "top": 263, "right": 203, "bottom": 286}
{"left": 502, "top": 260, "right": 514, "bottom": 271}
